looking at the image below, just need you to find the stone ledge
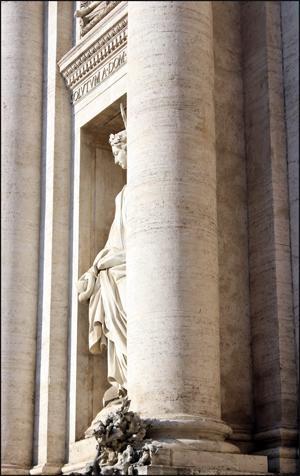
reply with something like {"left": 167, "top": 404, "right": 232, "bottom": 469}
{"left": 137, "top": 465, "right": 270, "bottom": 476}
{"left": 30, "top": 463, "right": 63, "bottom": 475}
{"left": 150, "top": 450, "right": 268, "bottom": 474}
{"left": 62, "top": 438, "right": 268, "bottom": 475}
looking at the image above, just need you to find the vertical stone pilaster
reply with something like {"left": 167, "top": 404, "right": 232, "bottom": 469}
{"left": 127, "top": 0, "right": 234, "bottom": 451}
{"left": 213, "top": 1, "right": 254, "bottom": 453}
{"left": 30, "top": 2, "right": 73, "bottom": 475}
{"left": 281, "top": 0, "right": 299, "bottom": 380}
{"left": 1, "top": 2, "right": 44, "bottom": 474}
{"left": 242, "top": 2, "right": 298, "bottom": 473}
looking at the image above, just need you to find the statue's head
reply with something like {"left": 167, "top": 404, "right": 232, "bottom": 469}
{"left": 109, "top": 130, "right": 127, "bottom": 169}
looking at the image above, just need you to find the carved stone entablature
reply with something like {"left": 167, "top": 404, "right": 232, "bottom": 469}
{"left": 63, "top": 17, "right": 127, "bottom": 89}
{"left": 58, "top": 2, "right": 127, "bottom": 104}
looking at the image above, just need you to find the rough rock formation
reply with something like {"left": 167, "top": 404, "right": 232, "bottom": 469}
{"left": 70, "top": 399, "right": 158, "bottom": 476}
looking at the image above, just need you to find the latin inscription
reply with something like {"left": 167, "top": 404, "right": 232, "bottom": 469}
{"left": 71, "top": 49, "right": 127, "bottom": 104}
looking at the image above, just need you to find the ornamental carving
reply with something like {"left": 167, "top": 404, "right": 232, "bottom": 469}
{"left": 69, "top": 399, "right": 159, "bottom": 476}
{"left": 75, "top": 1, "right": 121, "bottom": 37}
{"left": 59, "top": 13, "right": 127, "bottom": 104}
{"left": 63, "top": 16, "right": 127, "bottom": 88}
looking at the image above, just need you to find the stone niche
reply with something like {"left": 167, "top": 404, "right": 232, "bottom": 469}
{"left": 58, "top": 2, "right": 128, "bottom": 470}
{"left": 74, "top": 96, "right": 127, "bottom": 442}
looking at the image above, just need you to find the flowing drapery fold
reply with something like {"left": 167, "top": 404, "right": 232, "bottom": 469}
{"left": 86, "top": 185, "right": 127, "bottom": 390}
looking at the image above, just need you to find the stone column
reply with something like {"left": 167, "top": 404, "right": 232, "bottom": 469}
{"left": 127, "top": 0, "right": 234, "bottom": 452}
{"left": 1, "top": 2, "right": 44, "bottom": 475}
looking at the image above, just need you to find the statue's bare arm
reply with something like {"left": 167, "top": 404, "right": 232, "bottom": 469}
{"left": 74, "top": 1, "right": 102, "bottom": 18}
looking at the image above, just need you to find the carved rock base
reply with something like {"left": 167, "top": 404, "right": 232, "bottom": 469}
{"left": 85, "top": 398, "right": 125, "bottom": 438}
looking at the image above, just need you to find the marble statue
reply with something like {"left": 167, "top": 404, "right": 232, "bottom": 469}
{"left": 75, "top": 1, "right": 121, "bottom": 37}
{"left": 77, "top": 114, "right": 127, "bottom": 408}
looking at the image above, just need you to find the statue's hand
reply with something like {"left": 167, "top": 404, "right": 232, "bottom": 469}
{"left": 77, "top": 269, "right": 96, "bottom": 302}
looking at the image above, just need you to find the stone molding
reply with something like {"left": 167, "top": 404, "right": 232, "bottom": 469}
{"left": 62, "top": 16, "right": 127, "bottom": 89}
{"left": 59, "top": 2, "right": 127, "bottom": 104}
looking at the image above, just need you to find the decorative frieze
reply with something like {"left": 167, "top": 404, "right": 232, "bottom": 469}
{"left": 71, "top": 49, "right": 126, "bottom": 103}
{"left": 59, "top": 9, "right": 127, "bottom": 104}
{"left": 61, "top": 16, "right": 127, "bottom": 89}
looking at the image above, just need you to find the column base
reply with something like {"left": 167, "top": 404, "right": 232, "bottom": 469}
{"left": 145, "top": 415, "right": 233, "bottom": 442}
{"left": 30, "top": 463, "right": 63, "bottom": 475}
{"left": 229, "top": 425, "right": 255, "bottom": 453}
{"left": 254, "top": 428, "right": 299, "bottom": 474}
{"left": 255, "top": 447, "right": 298, "bottom": 474}
{"left": 1, "top": 464, "right": 30, "bottom": 475}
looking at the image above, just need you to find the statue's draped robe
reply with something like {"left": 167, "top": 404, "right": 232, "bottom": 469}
{"left": 89, "top": 185, "right": 127, "bottom": 390}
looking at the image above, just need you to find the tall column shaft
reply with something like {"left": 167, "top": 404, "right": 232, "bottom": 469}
{"left": 127, "top": 1, "right": 230, "bottom": 443}
{"left": 1, "top": 2, "right": 44, "bottom": 474}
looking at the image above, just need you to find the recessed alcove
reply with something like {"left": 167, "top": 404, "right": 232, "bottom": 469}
{"left": 75, "top": 95, "right": 127, "bottom": 441}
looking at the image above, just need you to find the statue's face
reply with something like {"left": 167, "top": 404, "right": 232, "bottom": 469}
{"left": 112, "top": 143, "right": 127, "bottom": 169}
{"left": 110, "top": 131, "right": 127, "bottom": 169}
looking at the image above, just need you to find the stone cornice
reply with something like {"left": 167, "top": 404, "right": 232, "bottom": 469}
{"left": 58, "top": 1, "right": 127, "bottom": 104}
{"left": 60, "top": 15, "right": 127, "bottom": 90}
